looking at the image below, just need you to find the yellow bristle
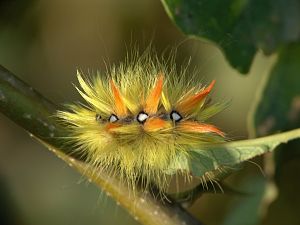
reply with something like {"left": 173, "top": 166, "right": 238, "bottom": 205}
{"left": 57, "top": 50, "right": 226, "bottom": 192}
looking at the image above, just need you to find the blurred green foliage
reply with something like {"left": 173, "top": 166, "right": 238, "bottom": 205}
{"left": 253, "top": 43, "right": 300, "bottom": 225}
{"left": 162, "top": 0, "right": 300, "bottom": 73}
{"left": 0, "top": 0, "right": 34, "bottom": 26}
{"left": 0, "top": 175, "right": 25, "bottom": 225}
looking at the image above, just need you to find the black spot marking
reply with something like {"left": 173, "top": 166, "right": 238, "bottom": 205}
{"left": 137, "top": 111, "right": 149, "bottom": 124}
{"left": 95, "top": 114, "right": 101, "bottom": 121}
{"left": 109, "top": 114, "right": 119, "bottom": 123}
{"left": 170, "top": 111, "right": 182, "bottom": 122}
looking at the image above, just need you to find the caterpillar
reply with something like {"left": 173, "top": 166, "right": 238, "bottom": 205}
{"left": 57, "top": 50, "right": 225, "bottom": 192}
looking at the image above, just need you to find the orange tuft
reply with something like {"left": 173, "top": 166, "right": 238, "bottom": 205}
{"left": 110, "top": 80, "right": 127, "bottom": 117}
{"left": 144, "top": 117, "right": 167, "bottom": 132}
{"left": 144, "top": 74, "right": 164, "bottom": 114}
{"left": 176, "top": 80, "right": 216, "bottom": 115}
{"left": 178, "top": 120, "right": 224, "bottom": 137}
{"left": 105, "top": 123, "right": 122, "bottom": 132}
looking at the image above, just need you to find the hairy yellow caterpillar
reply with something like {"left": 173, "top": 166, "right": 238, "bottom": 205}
{"left": 57, "top": 51, "right": 225, "bottom": 192}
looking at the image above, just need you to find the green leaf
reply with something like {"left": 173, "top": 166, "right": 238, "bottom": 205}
{"left": 189, "top": 129, "right": 300, "bottom": 177}
{"left": 250, "top": 42, "right": 300, "bottom": 183}
{"left": 262, "top": 139, "right": 300, "bottom": 225}
{"left": 161, "top": 0, "right": 300, "bottom": 73}
{"left": 250, "top": 43, "right": 300, "bottom": 225}
{"left": 252, "top": 43, "right": 300, "bottom": 136}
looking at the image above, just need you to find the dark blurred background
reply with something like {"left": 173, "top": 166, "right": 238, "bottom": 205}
{"left": 0, "top": 0, "right": 276, "bottom": 225}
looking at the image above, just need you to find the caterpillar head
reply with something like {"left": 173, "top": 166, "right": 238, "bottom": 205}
{"left": 58, "top": 57, "right": 225, "bottom": 191}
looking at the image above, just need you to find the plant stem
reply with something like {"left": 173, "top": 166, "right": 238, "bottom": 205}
{"left": 48, "top": 145, "right": 203, "bottom": 225}
{"left": 0, "top": 65, "right": 73, "bottom": 155}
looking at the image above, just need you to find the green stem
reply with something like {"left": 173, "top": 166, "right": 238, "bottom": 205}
{"left": 46, "top": 145, "right": 203, "bottom": 225}
{"left": 0, "top": 65, "right": 73, "bottom": 155}
{"left": 215, "top": 128, "right": 300, "bottom": 148}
